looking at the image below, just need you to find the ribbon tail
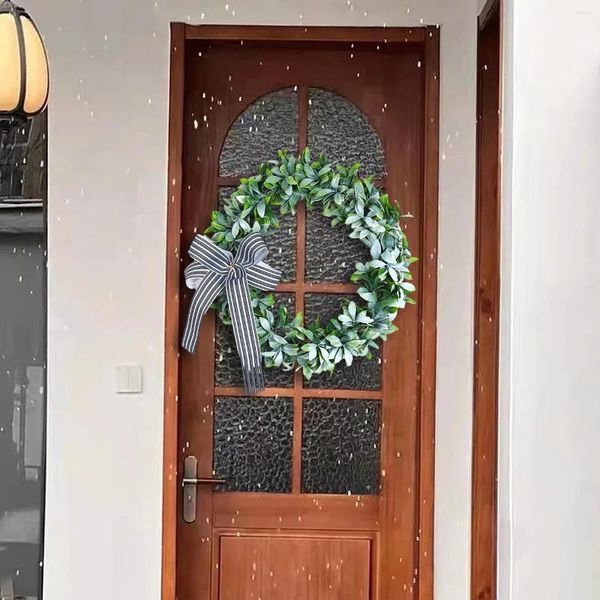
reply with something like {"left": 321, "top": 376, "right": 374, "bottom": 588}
{"left": 181, "top": 271, "right": 225, "bottom": 353}
{"left": 242, "top": 365, "right": 265, "bottom": 397}
{"left": 226, "top": 275, "right": 265, "bottom": 395}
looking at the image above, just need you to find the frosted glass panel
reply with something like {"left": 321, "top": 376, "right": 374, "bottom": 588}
{"left": 302, "top": 398, "right": 381, "bottom": 495}
{"left": 305, "top": 209, "right": 371, "bottom": 283}
{"left": 214, "top": 396, "right": 293, "bottom": 492}
{"left": 220, "top": 88, "right": 298, "bottom": 176}
{"left": 308, "top": 87, "right": 385, "bottom": 178}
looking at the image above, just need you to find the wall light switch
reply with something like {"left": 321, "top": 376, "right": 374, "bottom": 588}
{"left": 115, "top": 365, "right": 143, "bottom": 394}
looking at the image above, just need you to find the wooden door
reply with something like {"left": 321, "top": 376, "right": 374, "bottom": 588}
{"left": 168, "top": 25, "right": 439, "bottom": 600}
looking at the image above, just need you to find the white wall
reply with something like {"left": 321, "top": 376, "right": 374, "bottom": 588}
{"left": 500, "top": 0, "right": 600, "bottom": 599}
{"left": 29, "top": 1, "right": 478, "bottom": 598}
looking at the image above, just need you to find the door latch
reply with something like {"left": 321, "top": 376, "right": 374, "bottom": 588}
{"left": 182, "top": 455, "right": 226, "bottom": 523}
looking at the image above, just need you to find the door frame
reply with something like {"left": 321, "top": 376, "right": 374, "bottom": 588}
{"left": 161, "top": 24, "right": 440, "bottom": 600}
{"left": 471, "top": 1, "right": 502, "bottom": 599}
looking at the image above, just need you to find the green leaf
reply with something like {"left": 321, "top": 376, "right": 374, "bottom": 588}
{"left": 304, "top": 163, "right": 316, "bottom": 178}
{"left": 266, "top": 174, "right": 282, "bottom": 184}
{"left": 369, "top": 260, "right": 386, "bottom": 268}
{"left": 348, "top": 301, "right": 357, "bottom": 319}
{"left": 346, "top": 339, "right": 365, "bottom": 350}
{"left": 354, "top": 181, "right": 366, "bottom": 202}
{"left": 273, "top": 351, "right": 284, "bottom": 367}
{"left": 358, "top": 289, "right": 377, "bottom": 303}
{"left": 343, "top": 348, "right": 353, "bottom": 366}
{"left": 326, "top": 335, "right": 342, "bottom": 347}
{"left": 355, "top": 198, "right": 365, "bottom": 217}
{"left": 272, "top": 334, "right": 288, "bottom": 346}
{"left": 370, "top": 239, "right": 382, "bottom": 259}
{"left": 345, "top": 213, "right": 362, "bottom": 225}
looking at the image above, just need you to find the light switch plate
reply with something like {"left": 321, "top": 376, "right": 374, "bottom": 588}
{"left": 115, "top": 365, "right": 143, "bottom": 394}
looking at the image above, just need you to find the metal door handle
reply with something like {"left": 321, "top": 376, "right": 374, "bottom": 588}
{"left": 182, "top": 456, "right": 226, "bottom": 523}
{"left": 182, "top": 476, "right": 226, "bottom": 486}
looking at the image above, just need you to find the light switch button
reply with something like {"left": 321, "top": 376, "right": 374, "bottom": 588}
{"left": 115, "top": 365, "right": 143, "bottom": 394}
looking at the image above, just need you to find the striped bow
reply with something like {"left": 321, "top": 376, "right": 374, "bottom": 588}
{"left": 181, "top": 233, "right": 281, "bottom": 394}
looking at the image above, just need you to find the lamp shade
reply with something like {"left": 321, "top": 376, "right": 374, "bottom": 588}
{"left": 0, "top": 0, "right": 48, "bottom": 122}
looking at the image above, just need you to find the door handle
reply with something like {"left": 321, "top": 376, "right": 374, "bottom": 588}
{"left": 182, "top": 476, "right": 227, "bottom": 486}
{"left": 182, "top": 456, "right": 226, "bottom": 523}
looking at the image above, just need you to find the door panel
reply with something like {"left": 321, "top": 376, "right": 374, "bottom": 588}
{"left": 174, "top": 29, "right": 438, "bottom": 600}
{"left": 218, "top": 535, "right": 371, "bottom": 600}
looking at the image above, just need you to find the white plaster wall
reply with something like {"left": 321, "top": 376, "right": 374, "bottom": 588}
{"left": 499, "top": 0, "right": 600, "bottom": 598}
{"left": 28, "top": 1, "right": 477, "bottom": 598}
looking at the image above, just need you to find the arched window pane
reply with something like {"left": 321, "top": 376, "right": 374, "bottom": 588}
{"left": 307, "top": 87, "right": 385, "bottom": 178}
{"left": 219, "top": 88, "right": 298, "bottom": 176}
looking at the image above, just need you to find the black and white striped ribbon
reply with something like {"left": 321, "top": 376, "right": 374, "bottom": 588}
{"left": 181, "top": 233, "right": 281, "bottom": 394}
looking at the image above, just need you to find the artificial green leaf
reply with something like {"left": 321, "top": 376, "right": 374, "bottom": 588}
{"left": 370, "top": 239, "right": 382, "bottom": 259}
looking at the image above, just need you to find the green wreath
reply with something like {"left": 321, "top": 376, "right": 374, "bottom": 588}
{"left": 207, "top": 148, "right": 416, "bottom": 380}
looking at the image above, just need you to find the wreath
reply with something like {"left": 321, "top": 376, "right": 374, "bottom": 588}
{"left": 206, "top": 148, "right": 416, "bottom": 380}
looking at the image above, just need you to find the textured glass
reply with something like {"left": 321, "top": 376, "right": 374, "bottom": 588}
{"left": 303, "top": 294, "right": 381, "bottom": 390}
{"left": 214, "top": 396, "right": 293, "bottom": 492}
{"left": 215, "top": 294, "right": 295, "bottom": 388}
{"left": 218, "top": 187, "right": 297, "bottom": 282}
{"left": 304, "top": 293, "right": 354, "bottom": 326}
{"left": 301, "top": 398, "right": 381, "bottom": 495}
{"left": 264, "top": 211, "right": 296, "bottom": 283}
{"left": 308, "top": 87, "right": 385, "bottom": 179}
{"left": 219, "top": 88, "right": 298, "bottom": 176}
{"left": 305, "top": 209, "right": 371, "bottom": 283}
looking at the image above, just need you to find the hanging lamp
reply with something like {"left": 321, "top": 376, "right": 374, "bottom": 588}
{"left": 0, "top": 0, "right": 49, "bottom": 129}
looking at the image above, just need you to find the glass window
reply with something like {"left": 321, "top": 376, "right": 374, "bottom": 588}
{"left": 0, "top": 112, "right": 47, "bottom": 600}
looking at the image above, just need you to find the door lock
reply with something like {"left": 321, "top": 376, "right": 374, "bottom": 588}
{"left": 182, "top": 455, "right": 226, "bottom": 523}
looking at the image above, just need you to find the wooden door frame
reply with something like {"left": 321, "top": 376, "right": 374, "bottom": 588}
{"left": 471, "top": 1, "right": 502, "bottom": 599}
{"left": 161, "top": 24, "right": 440, "bottom": 600}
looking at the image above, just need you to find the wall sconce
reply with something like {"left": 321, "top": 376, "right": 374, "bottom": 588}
{"left": 0, "top": 0, "right": 49, "bottom": 129}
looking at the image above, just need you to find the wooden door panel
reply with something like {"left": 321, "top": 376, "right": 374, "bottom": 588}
{"left": 171, "top": 27, "right": 440, "bottom": 600}
{"left": 213, "top": 493, "right": 378, "bottom": 530}
{"left": 218, "top": 535, "right": 371, "bottom": 600}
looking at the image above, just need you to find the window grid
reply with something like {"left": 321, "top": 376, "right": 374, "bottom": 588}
{"left": 213, "top": 86, "right": 383, "bottom": 495}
